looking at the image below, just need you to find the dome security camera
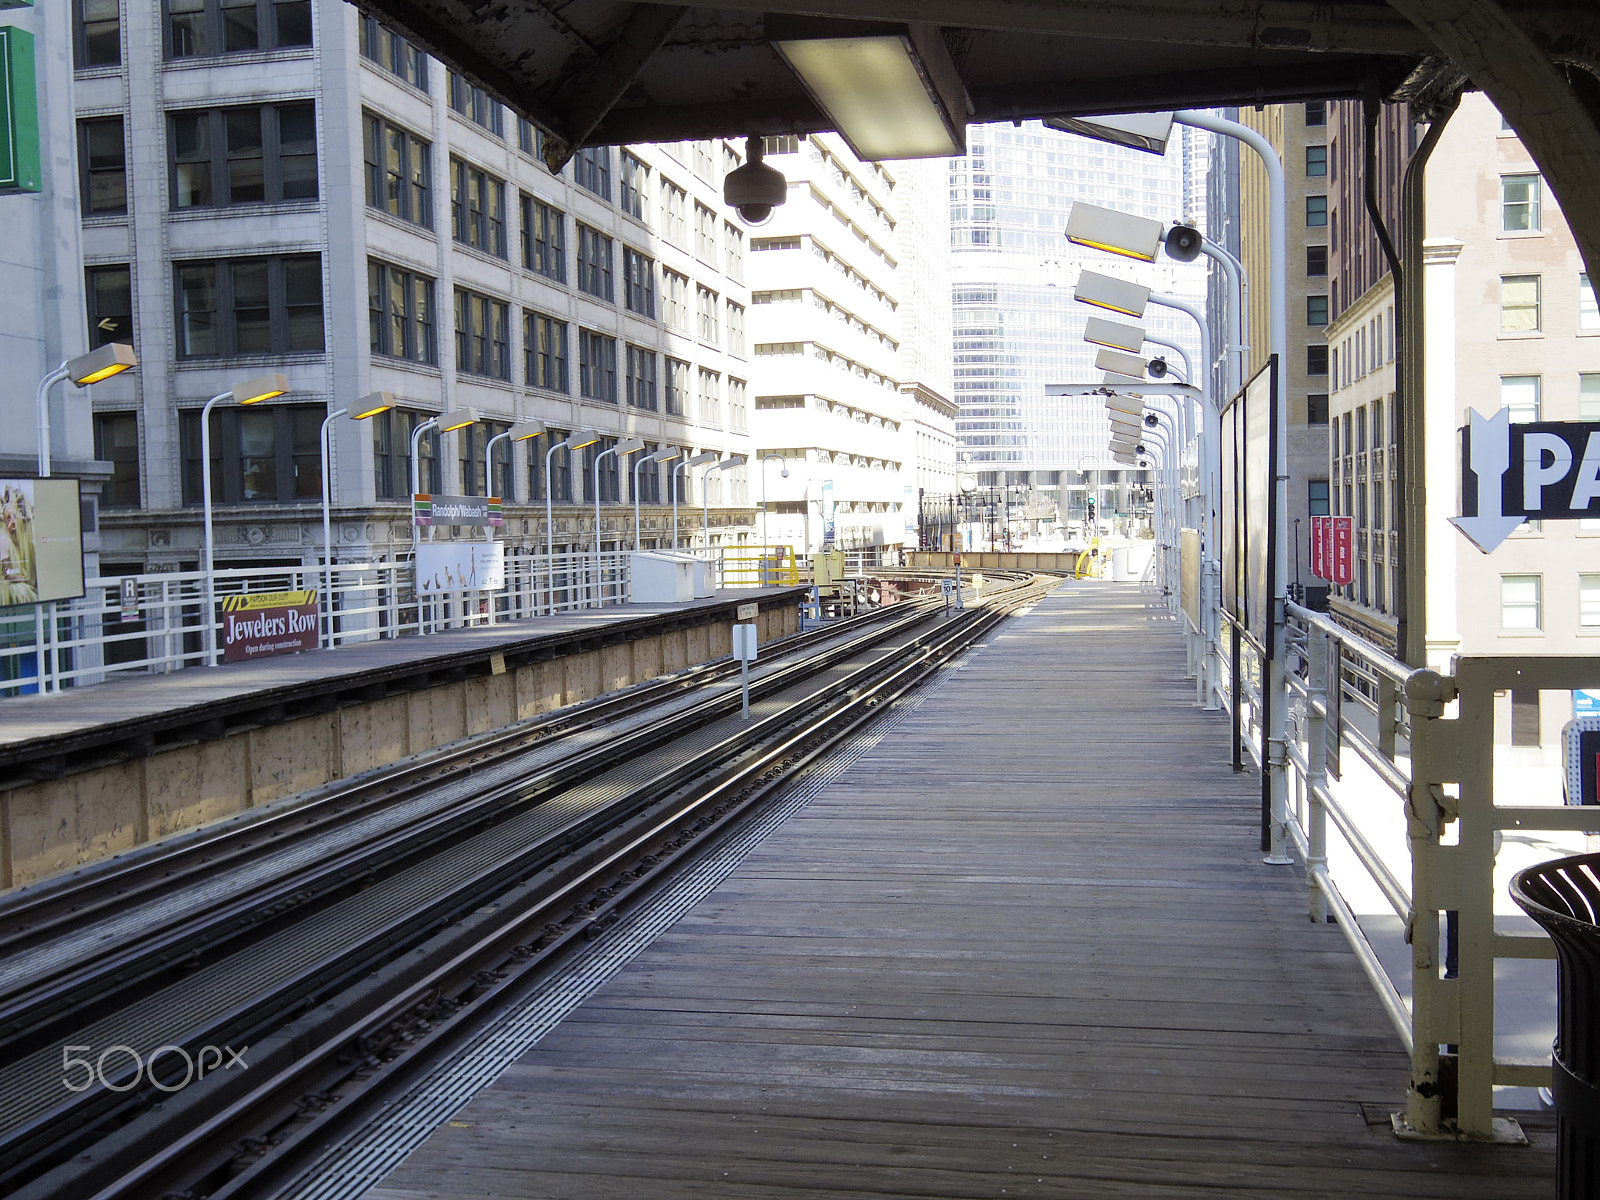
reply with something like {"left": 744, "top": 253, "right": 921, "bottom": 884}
{"left": 724, "top": 135, "right": 788, "bottom": 226}
{"left": 1163, "top": 224, "right": 1203, "bottom": 263}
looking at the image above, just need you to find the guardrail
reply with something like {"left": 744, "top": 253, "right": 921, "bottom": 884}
{"left": 1264, "top": 599, "right": 1597, "bottom": 1142}
{"left": 722, "top": 546, "right": 800, "bottom": 588}
{"left": 0, "top": 549, "right": 637, "bottom": 697}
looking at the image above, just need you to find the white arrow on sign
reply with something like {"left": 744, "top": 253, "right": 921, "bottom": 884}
{"left": 1451, "top": 407, "right": 1524, "bottom": 554}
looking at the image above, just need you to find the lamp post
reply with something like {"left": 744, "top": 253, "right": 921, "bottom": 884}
{"left": 485, "top": 419, "right": 547, "bottom": 497}
{"left": 408, "top": 407, "right": 479, "bottom": 636}
{"left": 759, "top": 453, "right": 788, "bottom": 552}
{"left": 546, "top": 429, "right": 600, "bottom": 613}
{"left": 593, "top": 436, "right": 645, "bottom": 558}
{"left": 201, "top": 373, "right": 290, "bottom": 665}
{"left": 319, "top": 391, "right": 393, "bottom": 649}
{"left": 673, "top": 450, "right": 719, "bottom": 549}
{"left": 633, "top": 446, "right": 681, "bottom": 550}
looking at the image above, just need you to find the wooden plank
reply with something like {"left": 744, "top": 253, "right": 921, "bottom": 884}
{"left": 368, "top": 585, "right": 1553, "bottom": 1199}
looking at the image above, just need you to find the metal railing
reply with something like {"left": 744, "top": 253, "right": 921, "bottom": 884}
{"left": 0, "top": 549, "right": 636, "bottom": 697}
{"left": 721, "top": 545, "right": 800, "bottom": 588}
{"left": 1267, "top": 599, "right": 1596, "bottom": 1141}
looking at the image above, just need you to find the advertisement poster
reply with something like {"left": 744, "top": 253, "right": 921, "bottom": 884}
{"left": 1, "top": 479, "right": 84, "bottom": 606}
{"left": 413, "top": 494, "right": 502, "bottom": 527}
{"left": 221, "top": 590, "right": 318, "bottom": 662}
{"left": 416, "top": 541, "right": 506, "bottom": 593}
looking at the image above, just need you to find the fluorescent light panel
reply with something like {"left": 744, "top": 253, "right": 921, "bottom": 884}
{"left": 1083, "top": 315, "right": 1146, "bottom": 354}
{"left": 1075, "top": 270, "right": 1151, "bottom": 317}
{"left": 1065, "top": 202, "right": 1164, "bottom": 262}
{"left": 1046, "top": 111, "right": 1174, "bottom": 155}
{"left": 1096, "top": 348, "right": 1148, "bottom": 378}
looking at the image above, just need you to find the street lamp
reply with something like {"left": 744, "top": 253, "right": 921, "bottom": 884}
{"left": 760, "top": 453, "right": 788, "bottom": 553}
{"left": 319, "top": 390, "right": 393, "bottom": 648}
{"left": 408, "top": 407, "right": 478, "bottom": 636}
{"left": 705, "top": 454, "right": 746, "bottom": 552}
{"left": 485, "top": 419, "right": 547, "bottom": 497}
{"left": 546, "top": 429, "right": 600, "bottom": 613}
{"left": 634, "top": 446, "right": 681, "bottom": 550}
{"left": 672, "top": 450, "right": 719, "bottom": 549}
{"left": 201, "top": 372, "right": 290, "bottom": 665}
{"left": 593, "top": 436, "right": 645, "bottom": 558}
{"left": 36, "top": 343, "right": 137, "bottom": 477}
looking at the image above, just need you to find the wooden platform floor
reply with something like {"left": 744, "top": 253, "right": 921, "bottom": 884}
{"left": 370, "top": 582, "right": 1554, "bottom": 1199}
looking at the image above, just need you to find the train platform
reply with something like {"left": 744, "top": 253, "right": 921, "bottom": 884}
{"left": 301, "top": 581, "right": 1552, "bottom": 1200}
{"left": 0, "top": 588, "right": 805, "bottom": 889}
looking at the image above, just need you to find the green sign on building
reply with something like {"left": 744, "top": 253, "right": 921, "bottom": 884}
{"left": 0, "top": 26, "right": 39, "bottom": 194}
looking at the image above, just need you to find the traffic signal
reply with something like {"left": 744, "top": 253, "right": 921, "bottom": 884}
{"left": 1087, "top": 497, "right": 1097, "bottom": 521}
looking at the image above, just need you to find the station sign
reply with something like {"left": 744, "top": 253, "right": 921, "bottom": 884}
{"left": 412, "top": 494, "right": 502, "bottom": 527}
{"left": 221, "top": 591, "right": 317, "bottom": 662}
{"left": 1454, "top": 408, "right": 1600, "bottom": 553}
{"left": 0, "top": 27, "right": 40, "bottom": 194}
{"left": 1309, "top": 515, "right": 1352, "bottom": 586}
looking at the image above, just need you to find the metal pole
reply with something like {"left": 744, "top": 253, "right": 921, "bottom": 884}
{"left": 319, "top": 407, "right": 348, "bottom": 650}
{"left": 409, "top": 417, "right": 437, "bottom": 635}
{"left": 200, "top": 390, "right": 232, "bottom": 666}
{"left": 545, "top": 438, "right": 563, "bottom": 615}
{"left": 634, "top": 455, "right": 647, "bottom": 551}
{"left": 35, "top": 363, "right": 69, "bottom": 479}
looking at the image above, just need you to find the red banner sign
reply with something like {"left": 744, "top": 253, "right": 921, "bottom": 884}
{"left": 1309, "top": 516, "right": 1353, "bottom": 586}
{"left": 221, "top": 590, "right": 318, "bottom": 662}
{"left": 1310, "top": 516, "right": 1328, "bottom": 580}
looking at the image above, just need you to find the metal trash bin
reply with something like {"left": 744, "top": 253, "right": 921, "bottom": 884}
{"left": 1511, "top": 853, "right": 1600, "bottom": 1199}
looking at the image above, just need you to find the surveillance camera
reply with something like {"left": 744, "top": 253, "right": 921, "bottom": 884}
{"left": 724, "top": 135, "right": 787, "bottom": 226}
{"left": 1147, "top": 357, "right": 1168, "bottom": 378}
{"left": 1163, "top": 223, "right": 1203, "bottom": 263}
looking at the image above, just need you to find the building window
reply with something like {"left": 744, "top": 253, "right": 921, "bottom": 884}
{"left": 1308, "top": 479, "right": 1330, "bottom": 516}
{"left": 78, "top": 117, "right": 126, "bottom": 215}
{"left": 1500, "top": 375, "right": 1540, "bottom": 422}
{"left": 1582, "top": 574, "right": 1600, "bottom": 627}
{"left": 447, "top": 72, "right": 502, "bottom": 134}
{"left": 1305, "top": 195, "right": 1328, "bottom": 227}
{"left": 1307, "top": 393, "right": 1329, "bottom": 425}
{"left": 574, "top": 145, "right": 611, "bottom": 200}
{"left": 176, "top": 254, "right": 323, "bottom": 357}
{"left": 584, "top": 438, "right": 621, "bottom": 504}
{"left": 522, "top": 195, "right": 565, "bottom": 282}
{"left": 450, "top": 158, "right": 507, "bottom": 258}
{"left": 1306, "top": 245, "right": 1328, "bottom": 277}
{"left": 1306, "top": 344, "right": 1328, "bottom": 375}
{"left": 696, "top": 285, "right": 720, "bottom": 344}
{"left": 1582, "top": 273, "right": 1600, "bottom": 332}
{"left": 1306, "top": 295, "right": 1329, "bottom": 327}
{"left": 371, "top": 409, "right": 437, "bottom": 499}
{"left": 1581, "top": 374, "right": 1600, "bottom": 420}
{"left": 694, "top": 202, "right": 719, "bottom": 264}
{"left": 179, "top": 403, "right": 323, "bottom": 505}
{"left": 698, "top": 368, "right": 720, "bottom": 424}
{"left": 167, "top": 0, "right": 312, "bottom": 58}
{"left": 1500, "top": 174, "right": 1540, "bottom": 232}
{"left": 170, "top": 103, "right": 317, "bottom": 209}
{"left": 87, "top": 264, "right": 134, "bottom": 348}
{"left": 525, "top": 311, "right": 568, "bottom": 392}
{"left": 664, "top": 357, "right": 689, "bottom": 416}
{"left": 1501, "top": 574, "right": 1542, "bottom": 631}
{"left": 94, "top": 413, "right": 140, "bottom": 507}
{"left": 75, "top": 0, "right": 122, "bottom": 67}
{"left": 547, "top": 429, "right": 574, "bottom": 502}
{"left": 726, "top": 301, "right": 746, "bottom": 355}
{"left": 635, "top": 443, "right": 662, "bottom": 504}
{"left": 453, "top": 288, "right": 509, "bottom": 379}
{"left": 626, "top": 345, "right": 658, "bottom": 410}
{"left": 578, "top": 329, "right": 618, "bottom": 401}
{"left": 362, "top": 113, "right": 430, "bottom": 226}
{"left": 1500, "top": 274, "right": 1541, "bottom": 333}
{"left": 1305, "top": 101, "right": 1326, "bottom": 126}
{"left": 724, "top": 223, "right": 745, "bottom": 283}
{"left": 459, "top": 422, "right": 509, "bottom": 498}
{"left": 663, "top": 269, "right": 690, "bottom": 333}
{"left": 576, "top": 225, "right": 614, "bottom": 301}
{"left": 620, "top": 152, "right": 647, "bottom": 220}
{"left": 728, "top": 377, "right": 748, "bottom": 432}
{"left": 623, "top": 247, "right": 656, "bottom": 318}
{"left": 367, "top": 260, "right": 436, "bottom": 364}
{"left": 1305, "top": 145, "right": 1327, "bottom": 177}
{"left": 358, "top": 16, "right": 427, "bottom": 89}
{"left": 660, "top": 179, "right": 688, "bottom": 247}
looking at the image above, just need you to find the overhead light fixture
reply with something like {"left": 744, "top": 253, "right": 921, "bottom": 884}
{"left": 1105, "top": 395, "right": 1144, "bottom": 417}
{"left": 1096, "top": 348, "right": 1148, "bottom": 378}
{"left": 563, "top": 428, "right": 601, "bottom": 450}
{"left": 1066, "top": 202, "right": 1164, "bottom": 262}
{"left": 649, "top": 446, "right": 683, "bottom": 463}
{"left": 769, "top": 17, "right": 968, "bottom": 160}
{"left": 233, "top": 373, "right": 289, "bottom": 405}
{"left": 352, "top": 391, "right": 396, "bottom": 420}
{"left": 1083, "top": 315, "right": 1145, "bottom": 354}
{"left": 435, "top": 406, "right": 480, "bottom": 432}
{"left": 507, "top": 419, "right": 547, "bottom": 441}
{"left": 685, "top": 450, "right": 720, "bottom": 468}
{"left": 1102, "top": 370, "right": 1144, "bottom": 388}
{"left": 713, "top": 453, "right": 748, "bottom": 471}
{"left": 1045, "top": 111, "right": 1174, "bottom": 156}
{"left": 67, "top": 342, "right": 137, "bottom": 386}
{"left": 614, "top": 436, "right": 646, "bottom": 456}
{"left": 1074, "top": 270, "right": 1151, "bottom": 318}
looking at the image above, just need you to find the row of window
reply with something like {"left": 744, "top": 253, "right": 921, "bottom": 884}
{"left": 74, "top": 0, "right": 313, "bottom": 68}
{"left": 1501, "top": 574, "right": 1600, "bottom": 632}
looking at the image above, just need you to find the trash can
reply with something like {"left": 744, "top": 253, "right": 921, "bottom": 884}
{"left": 1511, "top": 853, "right": 1600, "bottom": 1199}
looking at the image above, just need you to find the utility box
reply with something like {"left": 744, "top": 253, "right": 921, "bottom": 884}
{"left": 812, "top": 549, "right": 846, "bottom": 591}
{"left": 629, "top": 552, "right": 696, "bottom": 603}
{"left": 688, "top": 556, "right": 713, "bottom": 598}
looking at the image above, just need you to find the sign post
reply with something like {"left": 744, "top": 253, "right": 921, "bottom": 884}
{"left": 732, "top": 623, "right": 758, "bottom": 720}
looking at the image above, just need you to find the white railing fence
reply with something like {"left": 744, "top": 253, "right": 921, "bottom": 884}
{"left": 1269, "top": 599, "right": 1596, "bottom": 1142}
{"left": 1, "top": 549, "right": 638, "bottom": 697}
